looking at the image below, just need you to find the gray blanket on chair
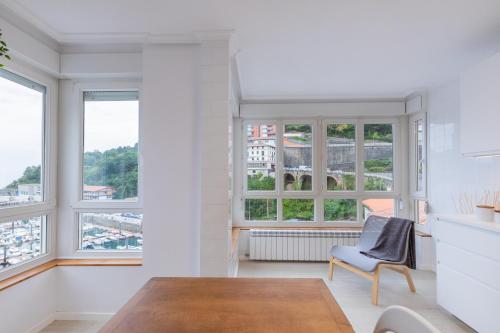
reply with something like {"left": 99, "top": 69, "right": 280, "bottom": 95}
{"left": 361, "top": 217, "right": 416, "bottom": 269}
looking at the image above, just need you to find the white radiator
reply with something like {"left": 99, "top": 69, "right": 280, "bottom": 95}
{"left": 249, "top": 229, "right": 361, "bottom": 261}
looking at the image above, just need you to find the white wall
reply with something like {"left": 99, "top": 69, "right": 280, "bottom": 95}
{"left": 142, "top": 44, "right": 202, "bottom": 276}
{"left": 427, "top": 80, "right": 500, "bottom": 225}
{"left": 0, "top": 270, "right": 56, "bottom": 333}
{"left": 199, "top": 40, "right": 232, "bottom": 276}
{"left": 55, "top": 266, "right": 147, "bottom": 315}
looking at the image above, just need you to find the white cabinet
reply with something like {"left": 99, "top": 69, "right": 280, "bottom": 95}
{"left": 460, "top": 52, "right": 500, "bottom": 157}
{"left": 436, "top": 215, "right": 500, "bottom": 333}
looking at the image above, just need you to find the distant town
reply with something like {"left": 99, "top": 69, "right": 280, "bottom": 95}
{"left": 246, "top": 124, "right": 394, "bottom": 221}
{"left": 1, "top": 180, "right": 142, "bottom": 269}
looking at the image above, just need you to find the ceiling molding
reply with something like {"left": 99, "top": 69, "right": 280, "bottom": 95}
{"left": 0, "top": 1, "right": 60, "bottom": 51}
{"left": 1, "top": 1, "right": 233, "bottom": 48}
{"left": 240, "top": 96, "right": 407, "bottom": 104}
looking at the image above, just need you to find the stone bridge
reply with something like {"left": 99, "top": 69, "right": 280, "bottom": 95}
{"left": 283, "top": 167, "right": 392, "bottom": 191}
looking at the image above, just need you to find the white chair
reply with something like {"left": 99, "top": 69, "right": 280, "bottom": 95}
{"left": 373, "top": 305, "right": 442, "bottom": 333}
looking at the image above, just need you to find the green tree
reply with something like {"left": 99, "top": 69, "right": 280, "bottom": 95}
{"left": 324, "top": 199, "right": 357, "bottom": 221}
{"left": 245, "top": 199, "right": 277, "bottom": 220}
{"left": 84, "top": 144, "right": 138, "bottom": 199}
{"left": 364, "top": 124, "right": 393, "bottom": 143}
{"left": 327, "top": 124, "right": 355, "bottom": 139}
{"left": 284, "top": 124, "right": 311, "bottom": 134}
{"left": 364, "top": 159, "right": 393, "bottom": 173}
{"left": 247, "top": 173, "right": 275, "bottom": 191}
{"left": 364, "top": 177, "right": 388, "bottom": 191}
{"left": 283, "top": 199, "right": 314, "bottom": 221}
{"left": 7, "top": 165, "right": 41, "bottom": 189}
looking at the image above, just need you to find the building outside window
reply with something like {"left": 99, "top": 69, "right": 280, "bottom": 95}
{"left": 242, "top": 118, "right": 399, "bottom": 225}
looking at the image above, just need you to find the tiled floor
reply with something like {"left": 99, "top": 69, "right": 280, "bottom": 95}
{"left": 41, "top": 261, "right": 475, "bottom": 333}
{"left": 239, "top": 261, "right": 475, "bottom": 333}
{"left": 40, "top": 320, "right": 106, "bottom": 333}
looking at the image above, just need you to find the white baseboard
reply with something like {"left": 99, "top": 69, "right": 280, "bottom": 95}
{"left": 54, "top": 312, "right": 115, "bottom": 321}
{"left": 25, "top": 314, "right": 55, "bottom": 333}
{"left": 24, "top": 312, "right": 115, "bottom": 332}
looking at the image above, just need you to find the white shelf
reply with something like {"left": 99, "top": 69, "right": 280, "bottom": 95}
{"left": 436, "top": 214, "right": 500, "bottom": 233}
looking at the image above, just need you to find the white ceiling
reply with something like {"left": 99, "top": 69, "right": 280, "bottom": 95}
{"left": 6, "top": 0, "right": 500, "bottom": 99}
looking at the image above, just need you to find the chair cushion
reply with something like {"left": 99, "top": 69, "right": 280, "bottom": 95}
{"left": 330, "top": 245, "right": 383, "bottom": 272}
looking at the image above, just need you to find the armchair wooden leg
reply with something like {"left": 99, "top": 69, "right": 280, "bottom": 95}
{"left": 328, "top": 256, "right": 335, "bottom": 280}
{"left": 371, "top": 266, "right": 381, "bottom": 305}
{"left": 402, "top": 266, "right": 416, "bottom": 293}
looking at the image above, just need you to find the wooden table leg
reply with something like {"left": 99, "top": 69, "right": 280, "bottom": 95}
{"left": 328, "top": 256, "right": 335, "bottom": 280}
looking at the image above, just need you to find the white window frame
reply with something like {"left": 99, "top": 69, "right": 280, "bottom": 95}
{"left": 71, "top": 81, "right": 143, "bottom": 256}
{"left": 409, "top": 112, "right": 428, "bottom": 225}
{"left": 0, "top": 65, "right": 57, "bottom": 280}
{"left": 409, "top": 112, "right": 427, "bottom": 199}
{"left": 239, "top": 117, "right": 402, "bottom": 227}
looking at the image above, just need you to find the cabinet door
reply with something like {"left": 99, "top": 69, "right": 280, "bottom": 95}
{"left": 437, "top": 263, "right": 500, "bottom": 333}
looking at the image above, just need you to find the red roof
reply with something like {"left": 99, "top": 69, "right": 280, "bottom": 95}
{"left": 83, "top": 185, "right": 115, "bottom": 192}
{"left": 362, "top": 199, "right": 394, "bottom": 218}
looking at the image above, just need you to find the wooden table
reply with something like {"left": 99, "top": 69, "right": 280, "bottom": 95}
{"left": 100, "top": 277, "right": 354, "bottom": 333}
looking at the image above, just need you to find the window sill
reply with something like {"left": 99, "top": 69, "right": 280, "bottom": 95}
{"left": 0, "top": 258, "right": 142, "bottom": 292}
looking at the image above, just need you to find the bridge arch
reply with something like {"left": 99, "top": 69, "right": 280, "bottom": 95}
{"left": 284, "top": 173, "right": 295, "bottom": 190}
{"left": 327, "top": 176, "right": 345, "bottom": 190}
{"left": 300, "top": 175, "right": 312, "bottom": 190}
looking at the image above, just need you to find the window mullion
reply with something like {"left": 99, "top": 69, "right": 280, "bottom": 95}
{"left": 356, "top": 120, "right": 364, "bottom": 203}
{"left": 316, "top": 119, "right": 323, "bottom": 224}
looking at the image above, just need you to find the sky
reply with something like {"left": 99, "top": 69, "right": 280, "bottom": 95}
{"left": 0, "top": 76, "right": 43, "bottom": 189}
{"left": 84, "top": 100, "right": 138, "bottom": 152}
{"left": 0, "top": 76, "right": 138, "bottom": 188}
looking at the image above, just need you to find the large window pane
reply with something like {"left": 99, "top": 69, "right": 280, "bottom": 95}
{"left": 246, "top": 124, "right": 276, "bottom": 191}
{"left": 79, "top": 212, "right": 143, "bottom": 250}
{"left": 0, "top": 216, "right": 46, "bottom": 269}
{"left": 362, "top": 199, "right": 395, "bottom": 219}
{"left": 245, "top": 199, "right": 277, "bottom": 221}
{"left": 324, "top": 199, "right": 357, "bottom": 222}
{"left": 327, "top": 124, "right": 356, "bottom": 191}
{"left": 416, "top": 119, "right": 424, "bottom": 192}
{"left": 83, "top": 91, "right": 139, "bottom": 201}
{"left": 283, "top": 124, "right": 313, "bottom": 191}
{"left": 364, "top": 124, "right": 393, "bottom": 191}
{"left": 283, "top": 199, "right": 314, "bottom": 221}
{"left": 0, "top": 70, "right": 45, "bottom": 208}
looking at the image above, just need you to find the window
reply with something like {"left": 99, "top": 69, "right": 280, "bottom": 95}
{"left": 324, "top": 199, "right": 357, "bottom": 221}
{"left": 364, "top": 124, "right": 393, "bottom": 192}
{"left": 242, "top": 119, "right": 399, "bottom": 224}
{"left": 246, "top": 124, "right": 276, "bottom": 191}
{"left": 362, "top": 199, "right": 395, "bottom": 219}
{"left": 326, "top": 123, "right": 356, "bottom": 191}
{"left": 0, "top": 216, "right": 47, "bottom": 268}
{"left": 79, "top": 213, "right": 142, "bottom": 250}
{"left": 0, "top": 69, "right": 52, "bottom": 271}
{"left": 283, "top": 124, "right": 313, "bottom": 191}
{"left": 283, "top": 199, "right": 314, "bottom": 221}
{"left": 0, "top": 70, "right": 45, "bottom": 208}
{"left": 245, "top": 199, "right": 277, "bottom": 221}
{"left": 409, "top": 113, "right": 427, "bottom": 224}
{"left": 83, "top": 91, "right": 139, "bottom": 201}
{"left": 78, "top": 90, "right": 142, "bottom": 252}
